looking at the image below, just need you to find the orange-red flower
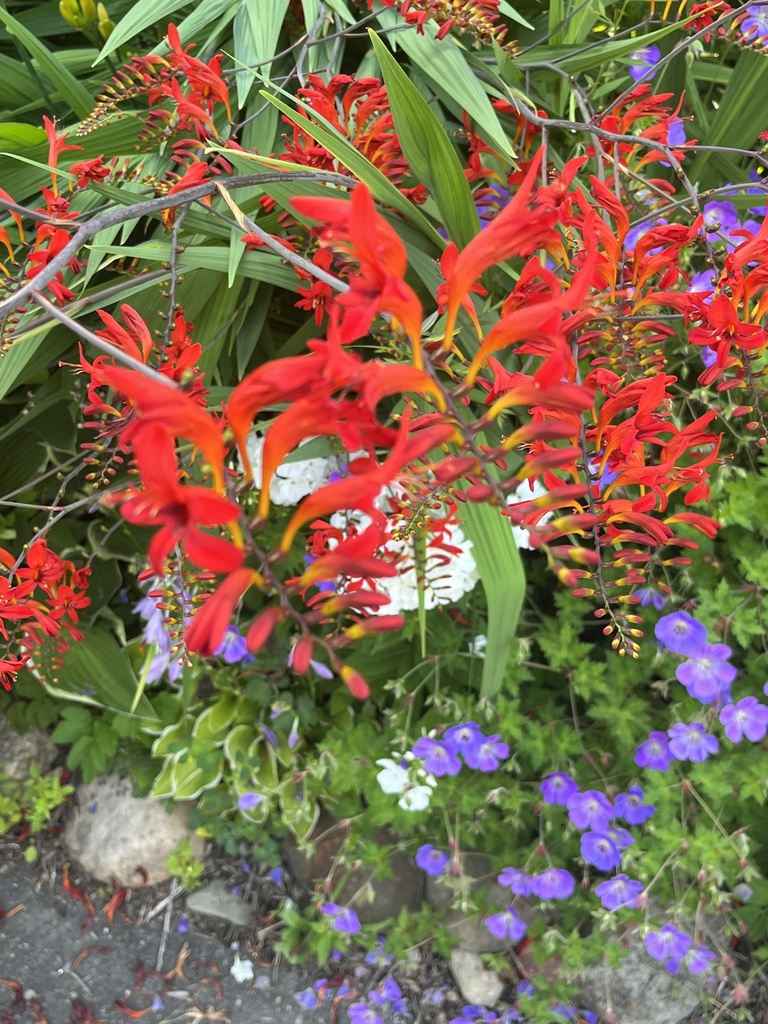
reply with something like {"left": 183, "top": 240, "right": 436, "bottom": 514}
{"left": 120, "top": 427, "right": 243, "bottom": 573}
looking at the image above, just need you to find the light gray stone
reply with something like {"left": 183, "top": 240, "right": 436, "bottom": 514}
{"left": 63, "top": 775, "right": 205, "bottom": 885}
{"left": 0, "top": 718, "right": 56, "bottom": 781}
{"left": 187, "top": 879, "right": 254, "bottom": 928}
{"left": 577, "top": 927, "right": 707, "bottom": 1024}
{"left": 449, "top": 948, "right": 504, "bottom": 1007}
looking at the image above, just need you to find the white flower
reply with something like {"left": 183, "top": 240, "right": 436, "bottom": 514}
{"left": 469, "top": 634, "right": 487, "bottom": 658}
{"left": 507, "top": 477, "right": 552, "bottom": 550}
{"left": 244, "top": 434, "right": 338, "bottom": 507}
{"left": 375, "top": 757, "right": 437, "bottom": 812}
{"left": 230, "top": 953, "right": 255, "bottom": 984}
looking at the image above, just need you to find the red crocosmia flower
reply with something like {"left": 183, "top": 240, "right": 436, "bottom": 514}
{"left": 279, "top": 416, "right": 457, "bottom": 552}
{"left": 340, "top": 664, "right": 370, "bottom": 699}
{"left": 100, "top": 366, "right": 227, "bottom": 491}
{"left": 120, "top": 427, "right": 243, "bottom": 574}
{"left": 292, "top": 184, "right": 424, "bottom": 362}
{"left": 299, "top": 524, "right": 397, "bottom": 587}
{"left": 95, "top": 305, "right": 154, "bottom": 364}
{"left": 246, "top": 606, "right": 283, "bottom": 653}
{"left": 185, "top": 567, "right": 261, "bottom": 656}
{"left": 442, "top": 150, "right": 560, "bottom": 344}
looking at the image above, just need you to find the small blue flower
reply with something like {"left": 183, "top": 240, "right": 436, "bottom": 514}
{"left": 540, "top": 772, "right": 578, "bottom": 806}
{"left": 580, "top": 831, "right": 622, "bottom": 872}
{"left": 321, "top": 902, "right": 361, "bottom": 934}
{"left": 416, "top": 845, "right": 451, "bottom": 876}
{"left": 238, "top": 791, "right": 263, "bottom": 812}
{"left": 485, "top": 906, "right": 527, "bottom": 942}
{"left": 615, "top": 786, "right": 655, "bottom": 825}
{"left": 412, "top": 737, "right": 462, "bottom": 776}
{"left": 628, "top": 44, "right": 661, "bottom": 82}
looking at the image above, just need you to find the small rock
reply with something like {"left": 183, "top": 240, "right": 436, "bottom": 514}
{"left": 427, "top": 852, "right": 540, "bottom": 953}
{"left": 63, "top": 775, "right": 204, "bottom": 885}
{"left": 0, "top": 718, "right": 56, "bottom": 781}
{"left": 283, "top": 810, "right": 422, "bottom": 924}
{"left": 449, "top": 948, "right": 504, "bottom": 1007}
{"left": 186, "top": 879, "right": 253, "bottom": 927}
{"left": 577, "top": 927, "right": 708, "bottom": 1024}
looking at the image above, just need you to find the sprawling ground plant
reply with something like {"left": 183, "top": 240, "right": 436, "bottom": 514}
{"left": 2, "top": 0, "right": 768, "bottom": 1019}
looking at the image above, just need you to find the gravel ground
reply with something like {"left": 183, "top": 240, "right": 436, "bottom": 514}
{"left": 0, "top": 846, "right": 351, "bottom": 1024}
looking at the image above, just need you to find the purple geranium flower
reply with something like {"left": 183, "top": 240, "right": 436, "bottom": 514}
{"left": 629, "top": 44, "right": 661, "bottom": 82}
{"left": 415, "top": 844, "right": 450, "bottom": 876}
{"left": 485, "top": 906, "right": 527, "bottom": 942}
{"left": 464, "top": 734, "right": 509, "bottom": 772}
{"left": 214, "top": 625, "right": 253, "bottom": 664}
{"left": 581, "top": 832, "right": 622, "bottom": 872}
{"left": 676, "top": 642, "right": 737, "bottom": 703}
{"left": 443, "top": 722, "right": 484, "bottom": 759}
{"left": 498, "top": 867, "right": 534, "bottom": 896}
{"left": 595, "top": 874, "right": 643, "bottom": 910}
{"left": 566, "top": 790, "right": 614, "bottom": 831}
{"left": 637, "top": 586, "right": 667, "bottom": 610}
{"left": 237, "top": 791, "right": 263, "bottom": 812}
{"left": 668, "top": 721, "right": 719, "bottom": 762}
{"left": 615, "top": 786, "right": 656, "bottom": 825}
{"left": 321, "top": 902, "right": 361, "bottom": 934}
{"left": 605, "top": 827, "right": 634, "bottom": 850}
{"left": 529, "top": 868, "right": 575, "bottom": 900}
{"left": 348, "top": 1003, "right": 383, "bottom": 1024}
{"left": 540, "top": 772, "right": 579, "bottom": 806}
{"left": 720, "top": 696, "right": 768, "bottom": 742}
{"left": 369, "top": 977, "right": 402, "bottom": 1007}
{"left": 688, "top": 945, "right": 717, "bottom": 974}
{"left": 645, "top": 924, "right": 691, "bottom": 962}
{"left": 666, "top": 118, "right": 686, "bottom": 148}
{"left": 635, "top": 731, "right": 673, "bottom": 771}
{"left": 741, "top": 4, "right": 768, "bottom": 38}
{"left": 412, "top": 737, "right": 462, "bottom": 776}
{"left": 702, "top": 201, "right": 739, "bottom": 239}
{"left": 654, "top": 611, "right": 707, "bottom": 655}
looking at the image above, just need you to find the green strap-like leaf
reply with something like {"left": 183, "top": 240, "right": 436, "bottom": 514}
{"left": 368, "top": 30, "right": 479, "bottom": 249}
{"left": 0, "top": 7, "right": 93, "bottom": 118}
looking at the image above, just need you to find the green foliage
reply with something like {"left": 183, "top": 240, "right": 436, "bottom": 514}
{"left": 0, "top": 762, "right": 73, "bottom": 835}
{"left": 166, "top": 837, "right": 205, "bottom": 892}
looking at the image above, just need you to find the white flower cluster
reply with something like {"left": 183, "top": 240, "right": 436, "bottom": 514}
{"left": 241, "top": 432, "right": 553, "bottom": 611}
{"left": 375, "top": 756, "right": 437, "bottom": 811}
{"left": 244, "top": 434, "right": 340, "bottom": 507}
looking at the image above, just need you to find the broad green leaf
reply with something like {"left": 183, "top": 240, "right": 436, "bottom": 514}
{"left": 150, "top": 760, "right": 176, "bottom": 799}
{"left": 152, "top": 716, "right": 195, "bottom": 758}
{"left": 375, "top": 8, "right": 514, "bottom": 160}
{"left": 38, "top": 629, "right": 157, "bottom": 719}
{"left": 0, "top": 7, "right": 93, "bottom": 118}
{"left": 498, "top": 0, "right": 534, "bottom": 30}
{"left": 224, "top": 724, "right": 256, "bottom": 770}
{"left": 280, "top": 780, "right": 320, "bottom": 842}
{"left": 369, "top": 31, "right": 479, "bottom": 249}
{"left": 456, "top": 496, "right": 525, "bottom": 699}
{"left": 0, "top": 123, "right": 45, "bottom": 151}
{"left": 192, "top": 693, "right": 241, "bottom": 742}
{"left": 170, "top": 755, "right": 223, "bottom": 800}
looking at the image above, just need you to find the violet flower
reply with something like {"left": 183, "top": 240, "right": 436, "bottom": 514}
{"left": 720, "top": 696, "right": 768, "bottom": 742}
